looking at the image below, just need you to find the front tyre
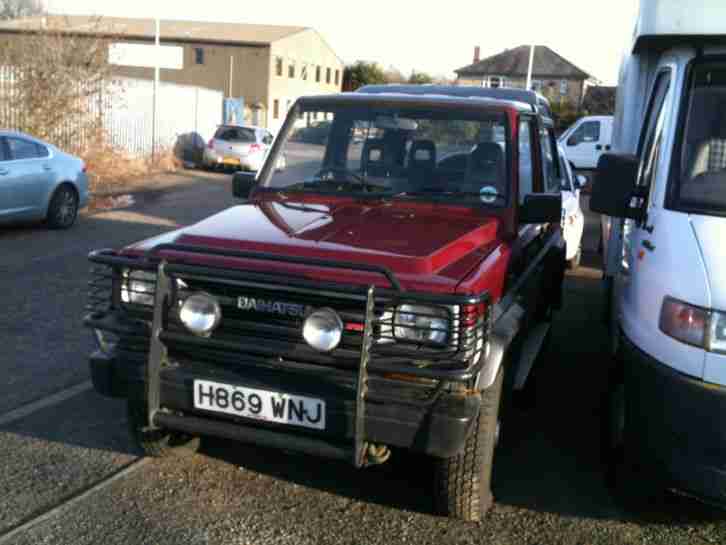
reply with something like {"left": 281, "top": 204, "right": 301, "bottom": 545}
{"left": 433, "top": 368, "right": 503, "bottom": 521}
{"left": 127, "top": 399, "right": 200, "bottom": 458}
{"left": 46, "top": 185, "right": 78, "bottom": 229}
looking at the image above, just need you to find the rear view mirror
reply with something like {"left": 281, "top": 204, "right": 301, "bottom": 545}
{"left": 590, "top": 153, "right": 639, "bottom": 218}
{"left": 233, "top": 171, "right": 256, "bottom": 199}
{"left": 520, "top": 193, "right": 561, "bottom": 224}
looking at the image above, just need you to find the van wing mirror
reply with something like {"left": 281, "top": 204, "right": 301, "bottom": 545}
{"left": 232, "top": 171, "right": 257, "bottom": 199}
{"left": 520, "top": 193, "right": 561, "bottom": 224}
{"left": 590, "top": 153, "right": 640, "bottom": 218}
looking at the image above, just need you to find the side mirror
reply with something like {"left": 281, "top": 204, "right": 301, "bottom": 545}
{"left": 520, "top": 193, "right": 562, "bottom": 224}
{"left": 232, "top": 171, "right": 256, "bottom": 199}
{"left": 590, "top": 153, "right": 639, "bottom": 218}
{"left": 567, "top": 135, "right": 578, "bottom": 146}
{"left": 575, "top": 174, "right": 588, "bottom": 189}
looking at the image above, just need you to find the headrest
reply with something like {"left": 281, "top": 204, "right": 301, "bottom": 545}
{"left": 469, "top": 142, "right": 504, "bottom": 169}
{"left": 409, "top": 139, "right": 436, "bottom": 166}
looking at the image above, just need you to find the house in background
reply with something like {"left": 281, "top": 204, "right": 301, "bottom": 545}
{"left": 454, "top": 45, "right": 597, "bottom": 106}
{"left": 0, "top": 15, "right": 343, "bottom": 132}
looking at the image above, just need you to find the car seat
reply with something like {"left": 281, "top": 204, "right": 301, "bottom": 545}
{"left": 462, "top": 142, "right": 505, "bottom": 199}
{"left": 407, "top": 140, "right": 437, "bottom": 191}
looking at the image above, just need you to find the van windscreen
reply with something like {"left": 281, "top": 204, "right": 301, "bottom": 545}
{"left": 676, "top": 64, "right": 726, "bottom": 213}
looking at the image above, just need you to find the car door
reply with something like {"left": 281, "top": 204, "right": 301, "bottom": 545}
{"left": 565, "top": 119, "right": 601, "bottom": 169}
{"left": 4, "top": 136, "right": 54, "bottom": 216}
{"left": 0, "top": 137, "right": 15, "bottom": 217}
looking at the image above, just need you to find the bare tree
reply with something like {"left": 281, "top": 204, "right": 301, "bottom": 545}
{"left": 0, "top": 0, "right": 43, "bottom": 20}
{"left": 0, "top": 16, "right": 119, "bottom": 150}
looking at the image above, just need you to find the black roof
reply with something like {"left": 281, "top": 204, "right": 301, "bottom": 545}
{"left": 357, "top": 84, "right": 552, "bottom": 117}
{"left": 455, "top": 45, "right": 592, "bottom": 80}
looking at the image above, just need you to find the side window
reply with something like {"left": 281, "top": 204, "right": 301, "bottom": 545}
{"left": 6, "top": 137, "right": 40, "bottom": 160}
{"left": 518, "top": 119, "right": 535, "bottom": 203}
{"left": 0, "top": 138, "right": 8, "bottom": 161}
{"left": 639, "top": 72, "right": 672, "bottom": 189}
{"left": 540, "top": 126, "right": 560, "bottom": 192}
{"left": 569, "top": 121, "right": 600, "bottom": 145}
{"left": 35, "top": 143, "right": 49, "bottom": 158}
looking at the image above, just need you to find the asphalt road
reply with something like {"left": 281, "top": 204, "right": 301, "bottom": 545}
{"left": 1, "top": 172, "right": 725, "bottom": 544}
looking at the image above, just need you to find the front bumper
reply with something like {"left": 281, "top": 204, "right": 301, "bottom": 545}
{"left": 90, "top": 348, "right": 480, "bottom": 459}
{"left": 623, "top": 336, "right": 726, "bottom": 504}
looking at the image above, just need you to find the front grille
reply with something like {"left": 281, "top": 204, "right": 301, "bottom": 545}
{"left": 86, "top": 251, "right": 488, "bottom": 380}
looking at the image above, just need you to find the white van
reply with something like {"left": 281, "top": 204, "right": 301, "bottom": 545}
{"left": 559, "top": 115, "right": 613, "bottom": 170}
{"left": 592, "top": 0, "right": 726, "bottom": 505}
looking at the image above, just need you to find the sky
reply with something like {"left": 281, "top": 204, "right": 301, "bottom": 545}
{"left": 44, "top": 0, "right": 640, "bottom": 85}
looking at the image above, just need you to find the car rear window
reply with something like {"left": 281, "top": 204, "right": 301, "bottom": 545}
{"left": 215, "top": 127, "right": 256, "bottom": 143}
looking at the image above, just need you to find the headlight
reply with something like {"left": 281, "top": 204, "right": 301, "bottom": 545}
{"left": 121, "top": 269, "right": 156, "bottom": 306}
{"left": 709, "top": 310, "right": 726, "bottom": 355}
{"left": 303, "top": 308, "right": 343, "bottom": 352}
{"left": 394, "top": 304, "right": 450, "bottom": 345}
{"left": 179, "top": 293, "right": 222, "bottom": 337}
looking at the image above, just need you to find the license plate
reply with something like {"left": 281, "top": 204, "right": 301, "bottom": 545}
{"left": 193, "top": 379, "right": 325, "bottom": 430}
{"left": 223, "top": 156, "right": 240, "bottom": 165}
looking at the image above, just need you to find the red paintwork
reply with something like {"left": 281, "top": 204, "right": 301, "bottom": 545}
{"left": 123, "top": 193, "right": 513, "bottom": 299}
{"left": 122, "top": 104, "right": 531, "bottom": 302}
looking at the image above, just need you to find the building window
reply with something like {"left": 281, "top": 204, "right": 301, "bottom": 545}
{"left": 194, "top": 48, "right": 204, "bottom": 65}
{"left": 326, "top": 67, "right": 331, "bottom": 84}
{"left": 485, "top": 76, "right": 505, "bottom": 88}
{"left": 288, "top": 62, "right": 295, "bottom": 78}
{"left": 334, "top": 69, "right": 339, "bottom": 85}
{"left": 273, "top": 99, "right": 279, "bottom": 120}
{"left": 559, "top": 79, "right": 569, "bottom": 96}
{"left": 275, "top": 57, "right": 283, "bottom": 76}
{"left": 316, "top": 65, "right": 321, "bottom": 82}
{"left": 301, "top": 64, "right": 308, "bottom": 81}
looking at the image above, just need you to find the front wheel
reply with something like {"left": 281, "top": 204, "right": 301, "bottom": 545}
{"left": 433, "top": 368, "right": 503, "bottom": 521}
{"left": 46, "top": 185, "right": 78, "bottom": 229}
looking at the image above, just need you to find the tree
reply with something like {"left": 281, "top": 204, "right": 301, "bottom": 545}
{"left": 0, "top": 0, "right": 43, "bottom": 20}
{"left": 0, "top": 16, "right": 119, "bottom": 150}
{"left": 343, "top": 61, "right": 387, "bottom": 91}
{"left": 408, "top": 70, "right": 433, "bottom": 85}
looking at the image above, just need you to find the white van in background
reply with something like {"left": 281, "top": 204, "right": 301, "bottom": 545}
{"left": 591, "top": 0, "right": 726, "bottom": 508}
{"left": 559, "top": 115, "right": 613, "bottom": 170}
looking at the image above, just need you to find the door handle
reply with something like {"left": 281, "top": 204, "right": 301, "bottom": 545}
{"left": 42, "top": 164, "right": 53, "bottom": 171}
{"left": 0, "top": 168, "right": 8, "bottom": 175}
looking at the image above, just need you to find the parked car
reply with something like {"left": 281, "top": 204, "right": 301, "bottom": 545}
{"left": 557, "top": 145, "right": 586, "bottom": 268}
{"left": 85, "top": 86, "right": 566, "bottom": 522}
{"left": 291, "top": 120, "right": 332, "bottom": 145}
{"left": 0, "top": 130, "right": 88, "bottom": 229}
{"left": 592, "top": 0, "right": 726, "bottom": 508}
{"left": 559, "top": 115, "right": 613, "bottom": 170}
{"left": 203, "top": 124, "right": 285, "bottom": 172}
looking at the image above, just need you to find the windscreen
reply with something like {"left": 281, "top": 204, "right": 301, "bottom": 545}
{"left": 264, "top": 104, "right": 510, "bottom": 206}
{"left": 676, "top": 63, "right": 726, "bottom": 213}
{"left": 215, "top": 126, "right": 256, "bottom": 142}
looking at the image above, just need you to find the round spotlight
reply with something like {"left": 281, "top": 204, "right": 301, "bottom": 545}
{"left": 179, "top": 293, "right": 221, "bottom": 337}
{"left": 303, "top": 308, "right": 343, "bottom": 352}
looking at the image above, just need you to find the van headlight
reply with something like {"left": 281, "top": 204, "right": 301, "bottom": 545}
{"left": 660, "top": 296, "right": 726, "bottom": 354}
{"left": 393, "top": 304, "right": 450, "bottom": 345}
{"left": 709, "top": 311, "right": 726, "bottom": 355}
{"left": 120, "top": 269, "right": 156, "bottom": 306}
{"left": 179, "top": 293, "right": 222, "bottom": 337}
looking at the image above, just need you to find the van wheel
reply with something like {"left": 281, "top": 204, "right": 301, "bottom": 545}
{"left": 433, "top": 368, "right": 503, "bottom": 521}
{"left": 46, "top": 184, "right": 78, "bottom": 229}
{"left": 127, "top": 400, "right": 200, "bottom": 458}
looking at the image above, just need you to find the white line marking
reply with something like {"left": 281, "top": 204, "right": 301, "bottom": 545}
{"left": 0, "top": 459, "right": 148, "bottom": 544}
{"left": 0, "top": 381, "right": 92, "bottom": 427}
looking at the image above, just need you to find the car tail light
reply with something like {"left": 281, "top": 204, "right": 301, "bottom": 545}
{"left": 659, "top": 297, "right": 709, "bottom": 348}
{"left": 82, "top": 163, "right": 88, "bottom": 173}
{"left": 249, "top": 143, "right": 262, "bottom": 153}
{"left": 207, "top": 139, "right": 214, "bottom": 149}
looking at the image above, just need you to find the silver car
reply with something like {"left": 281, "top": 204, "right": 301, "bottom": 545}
{"left": 0, "top": 130, "right": 89, "bottom": 229}
{"left": 203, "top": 124, "right": 285, "bottom": 172}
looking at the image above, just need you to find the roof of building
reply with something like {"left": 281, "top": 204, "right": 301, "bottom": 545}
{"left": 0, "top": 15, "right": 308, "bottom": 46}
{"left": 455, "top": 45, "right": 592, "bottom": 80}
